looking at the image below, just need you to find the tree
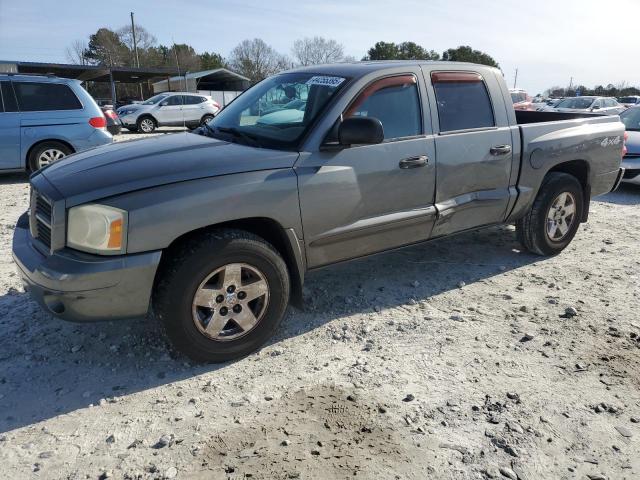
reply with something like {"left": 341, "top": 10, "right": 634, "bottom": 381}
{"left": 292, "top": 37, "right": 345, "bottom": 66}
{"left": 65, "top": 39, "right": 88, "bottom": 65}
{"left": 84, "top": 28, "right": 129, "bottom": 66}
{"left": 200, "top": 51, "right": 226, "bottom": 70}
{"left": 229, "top": 38, "right": 290, "bottom": 82}
{"left": 169, "top": 44, "right": 202, "bottom": 72}
{"left": 117, "top": 24, "right": 157, "bottom": 67}
{"left": 363, "top": 41, "right": 439, "bottom": 61}
{"left": 442, "top": 45, "right": 499, "bottom": 68}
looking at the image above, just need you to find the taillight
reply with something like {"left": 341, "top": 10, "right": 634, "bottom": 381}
{"left": 103, "top": 110, "right": 117, "bottom": 120}
{"left": 213, "top": 101, "right": 220, "bottom": 109}
{"left": 623, "top": 131, "right": 628, "bottom": 157}
{"left": 89, "top": 116, "right": 107, "bottom": 129}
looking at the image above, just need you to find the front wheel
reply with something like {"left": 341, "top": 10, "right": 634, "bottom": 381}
{"left": 516, "top": 172, "right": 584, "bottom": 256}
{"left": 136, "top": 116, "right": 156, "bottom": 133}
{"left": 153, "top": 230, "right": 290, "bottom": 363}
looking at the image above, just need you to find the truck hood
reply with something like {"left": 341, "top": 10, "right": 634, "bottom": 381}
{"left": 39, "top": 132, "right": 299, "bottom": 206}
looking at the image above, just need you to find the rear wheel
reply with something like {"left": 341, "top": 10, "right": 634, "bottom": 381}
{"left": 136, "top": 116, "right": 156, "bottom": 133}
{"left": 200, "top": 114, "right": 215, "bottom": 126}
{"left": 516, "top": 172, "right": 584, "bottom": 255}
{"left": 28, "top": 141, "right": 72, "bottom": 171}
{"left": 153, "top": 229, "right": 290, "bottom": 363}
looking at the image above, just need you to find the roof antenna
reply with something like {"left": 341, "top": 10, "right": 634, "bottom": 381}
{"left": 171, "top": 38, "right": 187, "bottom": 130}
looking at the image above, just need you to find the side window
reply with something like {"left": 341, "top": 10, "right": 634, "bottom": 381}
{"left": 183, "top": 95, "right": 202, "bottom": 105}
{"left": 345, "top": 75, "right": 422, "bottom": 140}
{"left": 165, "top": 95, "right": 183, "bottom": 106}
{"left": 13, "top": 82, "right": 82, "bottom": 111}
{"left": 1, "top": 82, "right": 20, "bottom": 112}
{"left": 431, "top": 72, "right": 495, "bottom": 132}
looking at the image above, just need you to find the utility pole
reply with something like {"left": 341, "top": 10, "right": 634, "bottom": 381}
{"left": 131, "top": 12, "right": 143, "bottom": 100}
{"left": 513, "top": 68, "right": 518, "bottom": 89}
{"left": 569, "top": 76, "right": 573, "bottom": 90}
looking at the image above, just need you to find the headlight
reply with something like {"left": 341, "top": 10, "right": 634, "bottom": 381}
{"left": 120, "top": 109, "right": 136, "bottom": 115}
{"left": 67, "top": 204, "right": 127, "bottom": 255}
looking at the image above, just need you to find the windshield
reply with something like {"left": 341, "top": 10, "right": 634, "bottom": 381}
{"left": 621, "top": 108, "right": 640, "bottom": 131}
{"left": 205, "top": 72, "right": 348, "bottom": 149}
{"left": 556, "top": 97, "right": 594, "bottom": 109}
{"left": 510, "top": 92, "right": 527, "bottom": 104}
{"left": 619, "top": 97, "right": 638, "bottom": 104}
{"left": 141, "top": 94, "right": 170, "bottom": 105}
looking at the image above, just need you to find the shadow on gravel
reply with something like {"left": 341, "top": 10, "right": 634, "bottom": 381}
{"left": 0, "top": 173, "right": 29, "bottom": 185}
{"left": 0, "top": 225, "right": 540, "bottom": 433}
{"left": 596, "top": 183, "right": 640, "bottom": 205}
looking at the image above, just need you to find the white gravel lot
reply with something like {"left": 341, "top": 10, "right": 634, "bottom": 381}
{"left": 0, "top": 134, "right": 638, "bottom": 479}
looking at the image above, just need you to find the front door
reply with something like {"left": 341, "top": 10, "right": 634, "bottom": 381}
{"left": 297, "top": 73, "right": 437, "bottom": 268}
{"left": 427, "top": 70, "right": 514, "bottom": 237}
{"left": 0, "top": 81, "right": 21, "bottom": 170}
{"left": 157, "top": 94, "right": 184, "bottom": 125}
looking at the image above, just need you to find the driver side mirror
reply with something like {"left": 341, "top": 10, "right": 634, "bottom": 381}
{"left": 159, "top": 101, "right": 169, "bottom": 107}
{"left": 591, "top": 105, "right": 600, "bottom": 110}
{"left": 339, "top": 117, "right": 384, "bottom": 146}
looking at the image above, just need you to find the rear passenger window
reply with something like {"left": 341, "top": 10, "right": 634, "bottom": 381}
{"left": 346, "top": 75, "right": 421, "bottom": 140}
{"left": 1, "top": 82, "right": 19, "bottom": 112}
{"left": 431, "top": 72, "right": 495, "bottom": 132}
{"left": 13, "top": 82, "right": 82, "bottom": 111}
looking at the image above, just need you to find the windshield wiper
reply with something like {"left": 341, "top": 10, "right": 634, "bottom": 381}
{"left": 205, "top": 125, "right": 262, "bottom": 148}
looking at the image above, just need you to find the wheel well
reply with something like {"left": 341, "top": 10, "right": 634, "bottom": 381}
{"left": 547, "top": 160, "right": 590, "bottom": 221}
{"left": 25, "top": 139, "right": 75, "bottom": 169}
{"left": 156, "top": 218, "right": 305, "bottom": 309}
{"left": 137, "top": 114, "right": 157, "bottom": 125}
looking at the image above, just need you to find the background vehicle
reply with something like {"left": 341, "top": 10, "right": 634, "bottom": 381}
{"left": 0, "top": 74, "right": 112, "bottom": 172}
{"left": 117, "top": 92, "right": 220, "bottom": 133}
{"left": 100, "top": 106, "right": 122, "bottom": 135}
{"left": 620, "top": 106, "right": 640, "bottom": 184}
{"left": 13, "top": 62, "right": 625, "bottom": 363}
{"left": 618, "top": 95, "right": 640, "bottom": 108}
{"left": 552, "top": 96, "right": 626, "bottom": 114}
{"left": 510, "top": 88, "right": 534, "bottom": 110}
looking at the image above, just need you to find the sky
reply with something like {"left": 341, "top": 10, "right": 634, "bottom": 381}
{"left": 0, "top": 0, "right": 638, "bottom": 95}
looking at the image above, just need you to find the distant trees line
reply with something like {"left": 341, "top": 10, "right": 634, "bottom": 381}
{"left": 543, "top": 82, "right": 640, "bottom": 98}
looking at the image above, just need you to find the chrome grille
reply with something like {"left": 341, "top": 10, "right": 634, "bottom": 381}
{"left": 31, "top": 189, "right": 53, "bottom": 249}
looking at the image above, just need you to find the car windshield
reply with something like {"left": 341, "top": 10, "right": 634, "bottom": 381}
{"left": 203, "top": 72, "right": 348, "bottom": 149}
{"left": 619, "top": 97, "right": 638, "bottom": 104}
{"left": 556, "top": 97, "right": 595, "bottom": 109}
{"left": 621, "top": 108, "right": 640, "bottom": 131}
{"left": 141, "top": 94, "right": 170, "bottom": 105}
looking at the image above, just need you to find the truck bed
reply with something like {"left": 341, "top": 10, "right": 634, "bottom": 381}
{"left": 515, "top": 109, "right": 605, "bottom": 124}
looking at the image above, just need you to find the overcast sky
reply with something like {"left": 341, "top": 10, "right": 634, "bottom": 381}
{"left": 1, "top": 0, "right": 638, "bottom": 95}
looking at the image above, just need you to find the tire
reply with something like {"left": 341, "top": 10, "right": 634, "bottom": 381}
{"left": 28, "top": 141, "right": 73, "bottom": 172}
{"left": 516, "top": 172, "right": 584, "bottom": 256}
{"left": 136, "top": 116, "right": 156, "bottom": 133}
{"left": 153, "top": 229, "right": 290, "bottom": 363}
{"left": 200, "top": 114, "right": 214, "bottom": 126}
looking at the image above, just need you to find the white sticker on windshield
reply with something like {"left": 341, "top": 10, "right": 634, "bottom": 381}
{"left": 306, "top": 76, "right": 345, "bottom": 88}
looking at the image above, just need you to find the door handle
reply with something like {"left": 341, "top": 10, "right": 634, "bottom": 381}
{"left": 490, "top": 145, "right": 512, "bottom": 156}
{"left": 399, "top": 155, "right": 428, "bottom": 169}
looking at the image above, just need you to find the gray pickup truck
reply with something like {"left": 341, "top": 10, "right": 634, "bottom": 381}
{"left": 13, "top": 61, "right": 625, "bottom": 362}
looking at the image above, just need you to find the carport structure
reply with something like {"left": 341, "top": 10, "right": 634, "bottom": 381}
{"left": 0, "top": 61, "right": 179, "bottom": 105}
{"left": 152, "top": 68, "right": 251, "bottom": 106}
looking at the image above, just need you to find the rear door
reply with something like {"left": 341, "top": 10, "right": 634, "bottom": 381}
{"left": 425, "top": 69, "right": 515, "bottom": 237}
{"left": 0, "top": 81, "right": 21, "bottom": 169}
{"left": 297, "top": 71, "right": 437, "bottom": 268}
{"left": 181, "top": 95, "right": 206, "bottom": 123}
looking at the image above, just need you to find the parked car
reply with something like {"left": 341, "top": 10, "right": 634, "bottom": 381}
{"left": 510, "top": 88, "right": 534, "bottom": 110}
{"left": 620, "top": 106, "right": 640, "bottom": 184}
{"left": 0, "top": 74, "right": 112, "bottom": 172}
{"left": 552, "top": 96, "right": 626, "bottom": 115}
{"left": 13, "top": 62, "right": 625, "bottom": 362}
{"left": 100, "top": 106, "right": 122, "bottom": 136}
{"left": 618, "top": 96, "right": 640, "bottom": 108}
{"left": 117, "top": 92, "right": 221, "bottom": 133}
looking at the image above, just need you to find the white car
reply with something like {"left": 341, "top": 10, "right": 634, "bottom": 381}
{"left": 117, "top": 92, "right": 221, "bottom": 133}
{"left": 618, "top": 96, "right": 640, "bottom": 108}
{"left": 552, "top": 96, "right": 626, "bottom": 115}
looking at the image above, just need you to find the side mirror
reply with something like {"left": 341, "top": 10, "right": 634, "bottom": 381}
{"left": 339, "top": 117, "right": 384, "bottom": 146}
{"left": 591, "top": 105, "right": 600, "bottom": 110}
{"left": 159, "top": 101, "right": 168, "bottom": 107}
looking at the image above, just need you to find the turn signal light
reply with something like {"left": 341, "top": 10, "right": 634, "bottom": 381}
{"left": 89, "top": 116, "right": 107, "bottom": 129}
{"left": 623, "top": 131, "right": 628, "bottom": 157}
{"left": 107, "top": 218, "right": 123, "bottom": 249}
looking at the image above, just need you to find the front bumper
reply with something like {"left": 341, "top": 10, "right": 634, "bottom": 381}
{"left": 12, "top": 213, "right": 162, "bottom": 322}
{"left": 621, "top": 155, "right": 640, "bottom": 184}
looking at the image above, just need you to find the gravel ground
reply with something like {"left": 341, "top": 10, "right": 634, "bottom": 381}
{"left": 0, "top": 143, "right": 638, "bottom": 479}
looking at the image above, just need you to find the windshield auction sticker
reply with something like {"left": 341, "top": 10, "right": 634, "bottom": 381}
{"left": 306, "top": 76, "right": 346, "bottom": 88}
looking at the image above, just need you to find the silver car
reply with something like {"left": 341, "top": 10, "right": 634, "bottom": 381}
{"left": 117, "top": 92, "right": 220, "bottom": 133}
{"left": 552, "top": 96, "right": 626, "bottom": 115}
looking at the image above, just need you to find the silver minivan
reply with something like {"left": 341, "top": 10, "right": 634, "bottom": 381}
{"left": 0, "top": 74, "right": 113, "bottom": 172}
{"left": 117, "top": 92, "right": 221, "bottom": 133}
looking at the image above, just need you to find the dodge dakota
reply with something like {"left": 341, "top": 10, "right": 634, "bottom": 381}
{"left": 13, "top": 61, "right": 626, "bottom": 362}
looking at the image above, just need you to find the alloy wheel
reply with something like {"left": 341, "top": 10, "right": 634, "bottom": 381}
{"left": 546, "top": 192, "right": 576, "bottom": 241}
{"left": 37, "top": 148, "right": 66, "bottom": 169}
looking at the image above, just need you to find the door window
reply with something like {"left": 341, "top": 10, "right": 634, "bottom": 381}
{"left": 183, "top": 95, "right": 204, "bottom": 105}
{"left": 13, "top": 82, "right": 82, "bottom": 111}
{"left": 431, "top": 72, "right": 495, "bottom": 132}
{"left": 2, "top": 82, "right": 18, "bottom": 112}
{"left": 345, "top": 75, "right": 422, "bottom": 140}
{"left": 164, "top": 95, "right": 183, "bottom": 106}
